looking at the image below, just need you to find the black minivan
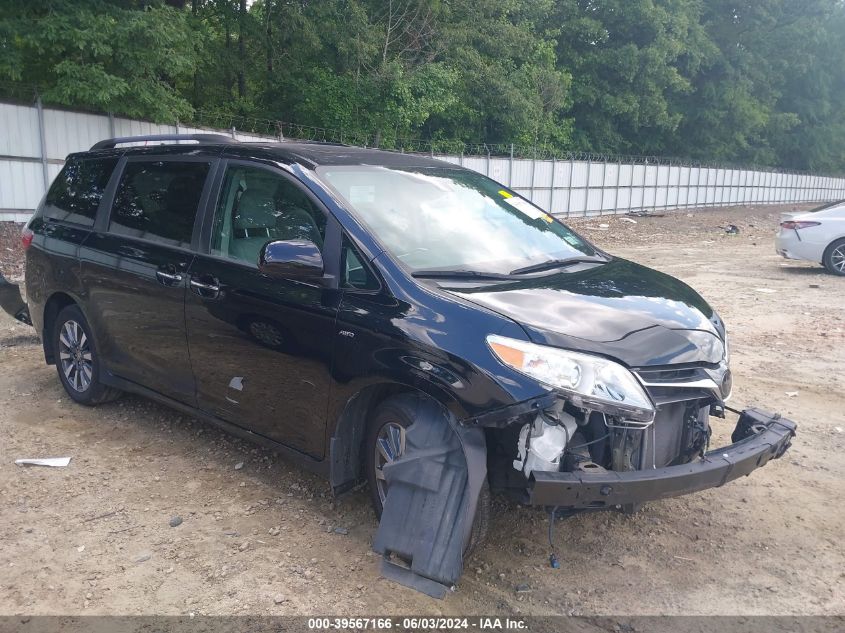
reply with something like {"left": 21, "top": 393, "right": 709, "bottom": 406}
{"left": 10, "top": 134, "right": 795, "bottom": 596}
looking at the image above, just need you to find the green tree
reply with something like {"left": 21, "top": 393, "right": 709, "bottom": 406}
{"left": 0, "top": 0, "right": 203, "bottom": 121}
{"left": 553, "top": 0, "right": 711, "bottom": 154}
{"left": 671, "top": 0, "right": 841, "bottom": 168}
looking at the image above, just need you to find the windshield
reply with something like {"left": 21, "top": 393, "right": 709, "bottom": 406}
{"left": 316, "top": 165, "right": 599, "bottom": 274}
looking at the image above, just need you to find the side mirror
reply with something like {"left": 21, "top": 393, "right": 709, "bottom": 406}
{"left": 259, "top": 240, "right": 324, "bottom": 280}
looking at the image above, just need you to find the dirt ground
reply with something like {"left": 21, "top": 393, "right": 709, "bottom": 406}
{"left": 0, "top": 203, "right": 843, "bottom": 617}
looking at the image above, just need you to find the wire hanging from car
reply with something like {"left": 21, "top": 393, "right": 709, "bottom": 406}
{"left": 563, "top": 432, "right": 609, "bottom": 453}
{"left": 548, "top": 505, "right": 561, "bottom": 569}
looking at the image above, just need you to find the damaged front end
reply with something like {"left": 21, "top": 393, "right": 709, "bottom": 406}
{"left": 483, "top": 371, "right": 795, "bottom": 513}
{"left": 478, "top": 332, "right": 795, "bottom": 512}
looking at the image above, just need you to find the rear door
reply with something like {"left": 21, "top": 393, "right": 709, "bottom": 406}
{"left": 80, "top": 154, "right": 217, "bottom": 403}
{"left": 184, "top": 160, "right": 341, "bottom": 457}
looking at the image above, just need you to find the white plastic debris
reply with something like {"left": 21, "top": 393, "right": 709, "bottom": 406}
{"left": 754, "top": 288, "right": 777, "bottom": 294}
{"left": 621, "top": 217, "right": 637, "bottom": 224}
{"left": 15, "top": 457, "right": 71, "bottom": 467}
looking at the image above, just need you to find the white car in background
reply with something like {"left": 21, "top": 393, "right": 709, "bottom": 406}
{"left": 776, "top": 200, "right": 845, "bottom": 276}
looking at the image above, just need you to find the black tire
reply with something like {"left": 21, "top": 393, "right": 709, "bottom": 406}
{"left": 365, "top": 394, "right": 490, "bottom": 557}
{"left": 52, "top": 305, "right": 121, "bottom": 405}
{"left": 822, "top": 238, "right": 845, "bottom": 276}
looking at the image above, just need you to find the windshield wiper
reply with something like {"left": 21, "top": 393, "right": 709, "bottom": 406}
{"left": 509, "top": 256, "right": 607, "bottom": 275}
{"left": 411, "top": 269, "right": 514, "bottom": 280}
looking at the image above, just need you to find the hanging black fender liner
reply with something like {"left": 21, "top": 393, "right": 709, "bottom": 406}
{"left": 0, "top": 272, "right": 31, "bottom": 326}
{"left": 372, "top": 393, "right": 487, "bottom": 598}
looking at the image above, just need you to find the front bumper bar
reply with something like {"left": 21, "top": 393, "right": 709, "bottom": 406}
{"left": 529, "top": 408, "right": 796, "bottom": 509}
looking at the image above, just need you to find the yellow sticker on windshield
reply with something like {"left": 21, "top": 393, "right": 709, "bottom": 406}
{"left": 499, "top": 190, "right": 513, "bottom": 198}
{"left": 503, "top": 195, "right": 547, "bottom": 220}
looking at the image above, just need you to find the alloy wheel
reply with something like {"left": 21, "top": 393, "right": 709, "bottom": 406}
{"left": 58, "top": 319, "right": 93, "bottom": 392}
{"left": 831, "top": 244, "right": 845, "bottom": 273}
{"left": 374, "top": 421, "right": 406, "bottom": 504}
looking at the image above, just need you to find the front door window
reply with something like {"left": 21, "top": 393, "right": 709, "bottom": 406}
{"left": 211, "top": 165, "right": 327, "bottom": 266}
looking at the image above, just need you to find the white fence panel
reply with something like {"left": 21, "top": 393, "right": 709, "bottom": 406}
{"left": 2, "top": 99, "right": 845, "bottom": 221}
{"left": 0, "top": 160, "right": 45, "bottom": 210}
{"left": 0, "top": 103, "right": 40, "bottom": 158}
{"left": 44, "top": 109, "right": 111, "bottom": 159}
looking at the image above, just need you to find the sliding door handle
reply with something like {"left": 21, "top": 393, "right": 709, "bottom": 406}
{"left": 190, "top": 279, "right": 220, "bottom": 292}
{"left": 156, "top": 271, "right": 183, "bottom": 285}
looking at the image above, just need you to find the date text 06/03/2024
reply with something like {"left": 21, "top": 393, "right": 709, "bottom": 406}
{"left": 306, "top": 617, "right": 528, "bottom": 630}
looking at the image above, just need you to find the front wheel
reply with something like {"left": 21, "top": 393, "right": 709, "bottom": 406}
{"left": 823, "top": 238, "right": 845, "bottom": 276}
{"left": 53, "top": 305, "right": 121, "bottom": 405}
{"left": 365, "top": 394, "right": 490, "bottom": 557}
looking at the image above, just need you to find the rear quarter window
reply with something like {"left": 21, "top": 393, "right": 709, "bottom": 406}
{"left": 109, "top": 160, "right": 210, "bottom": 247}
{"left": 43, "top": 156, "right": 118, "bottom": 226}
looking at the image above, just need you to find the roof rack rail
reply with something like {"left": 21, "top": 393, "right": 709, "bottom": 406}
{"left": 90, "top": 133, "right": 238, "bottom": 150}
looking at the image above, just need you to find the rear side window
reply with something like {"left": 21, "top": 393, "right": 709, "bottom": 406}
{"left": 109, "top": 160, "right": 210, "bottom": 247}
{"left": 43, "top": 156, "right": 118, "bottom": 226}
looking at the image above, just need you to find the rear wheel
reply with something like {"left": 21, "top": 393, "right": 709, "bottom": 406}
{"left": 53, "top": 305, "right": 121, "bottom": 405}
{"left": 823, "top": 238, "right": 845, "bottom": 276}
{"left": 365, "top": 394, "right": 490, "bottom": 557}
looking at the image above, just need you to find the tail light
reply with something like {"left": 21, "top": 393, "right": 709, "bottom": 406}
{"left": 781, "top": 220, "right": 821, "bottom": 230}
{"left": 21, "top": 226, "right": 34, "bottom": 250}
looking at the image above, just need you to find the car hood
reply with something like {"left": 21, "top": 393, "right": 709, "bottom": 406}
{"left": 443, "top": 258, "right": 726, "bottom": 367}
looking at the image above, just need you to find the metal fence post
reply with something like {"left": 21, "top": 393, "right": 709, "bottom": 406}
{"left": 613, "top": 157, "right": 621, "bottom": 212}
{"left": 726, "top": 168, "right": 731, "bottom": 205}
{"left": 529, "top": 150, "right": 536, "bottom": 202}
{"left": 565, "top": 157, "right": 574, "bottom": 218}
{"left": 641, "top": 159, "right": 648, "bottom": 211}
{"left": 549, "top": 156, "right": 557, "bottom": 214}
{"left": 718, "top": 167, "right": 725, "bottom": 206}
{"left": 108, "top": 112, "right": 115, "bottom": 138}
{"left": 665, "top": 159, "right": 672, "bottom": 210}
{"left": 585, "top": 156, "right": 592, "bottom": 217}
{"left": 35, "top": 95, "right": 49, "bottom": 190}
{"left": 598, "top": 159, "right": 607, "bottom": 215}
{"left": 673, "top": 160, "right": 682, "bottom": 210}
{"left": 694, "top": 166, "right": 702, "bottom": 207}
{"left": 718, "top": 166, "right": 724, "bottom": 206}
{"left": 485, "top": 146, "right": 491, "bottom": 177}
{"left": 509, "top": 144, "right": 514, "bottom": 187}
